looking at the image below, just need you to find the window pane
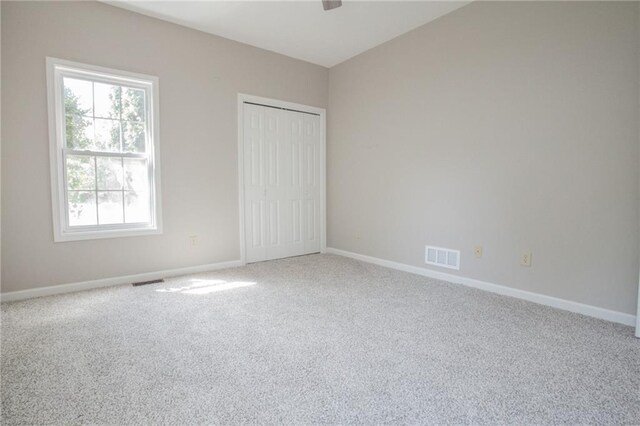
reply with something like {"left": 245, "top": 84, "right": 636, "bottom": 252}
{"left": 122, "top": 87, "right": 145, "bottom": 122}
{"left": 66, "top": 155, "right": 95, "bottom": 190}
{"left": 123, "top": 158, "right": 149, "bottom": 192}
{"left": 94, "top": 83, "right": 121, "bottom": 119}
{"left": 97, "top": 157, "right": 123, "bottom": 190}
{"left": 68, "top": 191, "right": 97, "bottom": 226}
{"left": 125, "top": 191, "right": 150, "bottom": 223}
{"left": 98, "top": 191, "right": 124, "bottom": 224}
{"left": 53, "top": 62, "right": 158, "bottom": 238}
{"left": 94, "top": 118, "right": 121, "bottom": 151}
{"left": 65, "top": 114, "right": 93, "bottom": 149}
{"left": 122, "top": 121, "right": 145, "bottom": 153}
{"left": 63, "top": 78, "right": 93, "bottom": 117}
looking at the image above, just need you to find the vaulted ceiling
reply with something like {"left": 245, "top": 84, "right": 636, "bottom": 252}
{"left": 105, "top": 1, "right": 470, "bottom": 67}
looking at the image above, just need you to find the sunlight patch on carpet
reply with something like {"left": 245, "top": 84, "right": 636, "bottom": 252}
{"left": 156, "top": 279, "right": 257, "bottom": 295}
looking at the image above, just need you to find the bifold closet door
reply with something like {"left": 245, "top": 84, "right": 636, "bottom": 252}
{"left": 243, "top": 103, "right": 321, "bottom": 263}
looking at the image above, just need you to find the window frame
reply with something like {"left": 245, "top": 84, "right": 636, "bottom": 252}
{"left": 47, "top": 57, "right": 162, "bottom": 242}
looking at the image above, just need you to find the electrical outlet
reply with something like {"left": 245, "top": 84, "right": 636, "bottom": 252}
{"left": 521, "top": 252, "right": 532, "bottom": 267}
{"left": 189, "top": 235, "right": 198, "bottom": 247}
{"left": 474, "top": 246, "right": 483, "bottom": 258}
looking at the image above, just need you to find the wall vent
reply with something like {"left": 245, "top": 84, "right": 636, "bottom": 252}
{"left": 425, "top": 246, "right": 460, "bottom": 270}
{"left": 132, "top": 278, "right": 164, "bottom": 287}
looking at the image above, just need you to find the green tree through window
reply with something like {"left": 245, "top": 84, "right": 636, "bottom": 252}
{"left": 63, "top": 78, "right": 150, "bottom": 226}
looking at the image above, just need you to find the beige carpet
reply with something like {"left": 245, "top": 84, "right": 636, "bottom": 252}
{"left": 2, "top": 254, "right": 639, "bottom": 424}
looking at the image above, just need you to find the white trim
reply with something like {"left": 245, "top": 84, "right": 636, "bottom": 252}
{"left": 327, "top": 247, "right": 637, "bottom": 327}
{"left": 0, "top": 260, "right": 242, "bottom": 302}
{"left": 46, "top": 57, "right": 163, "bottom": 242}
{"left": 637, "top": 272, "right": 640, "bottom": 337}
{"left": 237, "top": 93, "right": 327, "bottom": 265}
{"left": 237, "top": 98, "right": 246, "bottom": 264}
{"left": 637, "top": 1, "right": 640, "bottom": 338}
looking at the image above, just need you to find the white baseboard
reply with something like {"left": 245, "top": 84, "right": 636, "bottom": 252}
{"left": 0, "top": 260, "right": 243, "bottom": 302}
{"left": 326, "top": 247, "right": 637, "bottom": 327}
{"left": 3, "top": 249, "right": 636, "bottom": 328}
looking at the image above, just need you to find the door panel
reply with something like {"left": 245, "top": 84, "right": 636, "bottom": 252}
{"left": 268, "top": 200, "right": 279, "bottom": 246}
{"left": 244, "top": 103, "right": 320, "bottom": 263}
{"left": 291, "top": 199, "right": 302, "bottom": 243}
{"left": 264, "top": 107, "right": 293, "bottom": 260}
{"left": 244, "top": 104, "right": 266, "bottom": 262}
{"left": 250, "top": 200, "right": 264, "bottom": 247}
{"left": 302, "top": 114, "right": 321, "bottom": 254}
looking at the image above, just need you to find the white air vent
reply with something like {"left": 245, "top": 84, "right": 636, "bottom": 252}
{"left": 425, "top": 245, "right": 460, "bottom": 270}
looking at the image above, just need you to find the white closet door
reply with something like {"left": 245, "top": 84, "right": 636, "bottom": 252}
{"left": 243, "top": 104, "right": 267, "bottom": 263}
{"left": 244, "top": 103, "right": 320, "bottom": 263}
{"left": 292, "top": 111, "right": 321, "bottom": 255}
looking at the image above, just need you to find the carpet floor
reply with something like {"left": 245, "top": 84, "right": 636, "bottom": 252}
{"left": 1, "top": 254, "right": 639, "bottom": 425}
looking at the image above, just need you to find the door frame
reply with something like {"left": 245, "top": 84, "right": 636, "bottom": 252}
{"left": 237, "top": 93, "right": 327, "bottom": 265}
{"left": 636, "top": 273, "right": 639, "bottom": 337}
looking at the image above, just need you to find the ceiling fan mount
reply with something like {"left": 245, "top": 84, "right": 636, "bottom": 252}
{"left": 322, "top": 0, "right": 342, "bottom": 11}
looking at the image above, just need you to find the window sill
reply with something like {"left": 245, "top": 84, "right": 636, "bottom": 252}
{"left": 54, "top": 226, "right": 162, "bottom": 242}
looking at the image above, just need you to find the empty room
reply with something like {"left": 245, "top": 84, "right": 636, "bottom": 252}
{"left": 1, "top": 0, "right": 639, "bottom": 424}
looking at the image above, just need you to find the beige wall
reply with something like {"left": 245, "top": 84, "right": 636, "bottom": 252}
{"left": 328, "top": 1, "right": 640, "bottom": 315}
{"left": 637, "top": 2, "right": 640, "bottom": 332}
{"left": 0, "top": 1, "right": 328, "bottom": 293}
{"left": 2, "top": 1, "right": 639, "bottom": 317}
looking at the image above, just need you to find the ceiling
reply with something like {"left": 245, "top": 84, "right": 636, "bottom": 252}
{"left": 104, "top": 1, "right": 470, "bottom": 68}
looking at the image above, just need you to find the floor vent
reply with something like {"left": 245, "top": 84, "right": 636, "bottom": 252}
{"left": 425, "top": 246, "right": 460, "bottom": 270}
{"left": 132, "top": 279, "right": 164, "bottom": 287}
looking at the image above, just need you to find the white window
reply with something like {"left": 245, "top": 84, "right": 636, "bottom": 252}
{"left": 47, "top": 58, "right": 162, "bottom": 241}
